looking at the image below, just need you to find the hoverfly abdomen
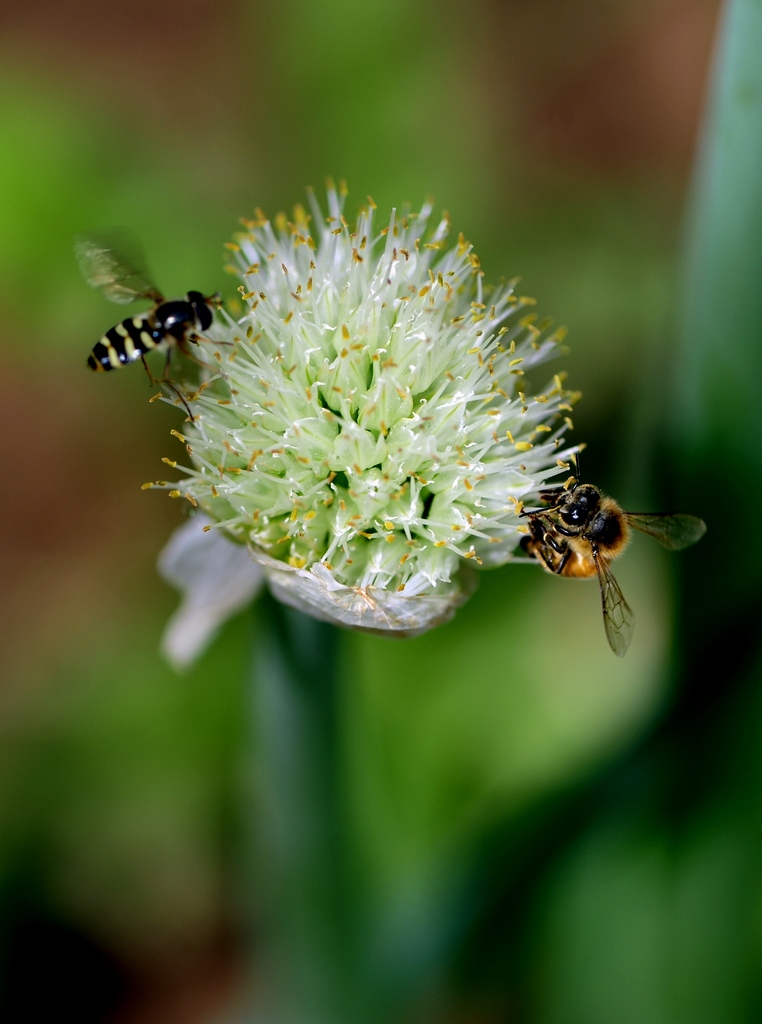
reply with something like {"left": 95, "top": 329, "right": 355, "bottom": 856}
{"left": 87, "top": 316, "right": 162, "bottom": 372}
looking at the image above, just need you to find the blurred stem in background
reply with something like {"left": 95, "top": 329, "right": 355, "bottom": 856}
{"left": 249, "top": 598, "right": 468, "bottom": 1023}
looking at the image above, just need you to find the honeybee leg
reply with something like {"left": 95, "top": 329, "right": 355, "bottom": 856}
{"left": 532, "top": 536, "right": 570, "bottom": 575}
{"left": 543, "top": 531, "right": 566, "bottom": 554}
{"left": 540, "top": 532, "right": 571, "bottom": 574}
{"left": 540, "top": 532, "right": 573, "bottom": 573}
{"left": 520, "top": 528, "right": 551, "bottom": 567}
{"left": 520, "top": 514, "right": 569, "bottom": 574}
{"left": 551, "top": 546, "right": 571, "bottom": 574}
{"left": 552, "top": 523, "right": 576, "bottom": 538}
{"left": 521, "top": 512, "right": 552, "bottom": 538}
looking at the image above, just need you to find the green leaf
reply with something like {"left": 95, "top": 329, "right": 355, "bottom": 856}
{"left": 675, "top": 0, "right": 762, "bottom": 477}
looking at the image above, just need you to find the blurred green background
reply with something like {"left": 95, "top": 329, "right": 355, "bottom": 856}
{"left": 5, "top": 0, "right": 761, "bottom": 1021}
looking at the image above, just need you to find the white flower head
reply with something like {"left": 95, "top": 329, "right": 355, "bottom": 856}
{"left": 155, "top": 183, "right": 579, "bottom": 642}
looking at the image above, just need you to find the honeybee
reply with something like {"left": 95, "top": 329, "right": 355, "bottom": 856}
{"left": 520, "top": 457, "right": 706, "bottom": 657}
{"left": 76, "top": 231, "right": 218, "bottom": 375}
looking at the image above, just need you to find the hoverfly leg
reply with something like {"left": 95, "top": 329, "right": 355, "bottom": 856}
{"left": 177, "top": 336, "right": 217, "bottom": 372}
{"left": 140, "top": 354, "right": 158, "bottom": 386}
{"left": 160, "top": 379, "right": 195, "bottom": 423}
{"left": 195, "top": 331, "right": 235, "bottom": 351}
{"left": 140, "top": 352, "right": 191, "bottom": 421}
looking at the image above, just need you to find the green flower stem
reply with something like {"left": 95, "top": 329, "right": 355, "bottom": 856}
{"left": 250, "top": 591, "right": 362, "bottom": 1024}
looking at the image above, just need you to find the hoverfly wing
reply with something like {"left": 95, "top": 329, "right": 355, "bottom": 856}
{"left": 593, "top": 548, "right": 635, "bottom": 658}
{"left": 75, "top": 229, "right": 163, "bottom": 305}
{"left": 626, "top": 512, "right": 706, "bottom": 551}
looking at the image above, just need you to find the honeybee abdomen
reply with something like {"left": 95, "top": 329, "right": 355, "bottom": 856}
{"left": 87, "top": 317, "right": 162, "bottom": 372}
{"left": 559, "top": 548, "right": 598, "bottom": 578}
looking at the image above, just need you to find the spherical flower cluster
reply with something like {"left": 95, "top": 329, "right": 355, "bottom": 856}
{"left": 155, "top": 184, "right": 579, "bottom": 648}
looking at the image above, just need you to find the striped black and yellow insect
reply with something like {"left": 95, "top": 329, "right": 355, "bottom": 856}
{"left": 76, "top": 231, "right": 218, "bottom": 375}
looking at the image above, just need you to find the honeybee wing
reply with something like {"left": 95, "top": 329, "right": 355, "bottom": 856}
{"left": 592, "top": 547, "right": 635, "bottom": 658}
{"left": 75, "top": 230, "right": 163, "bottom": 305}
{"left": 625, "top": 512, "right": 707, "bottom": 551}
